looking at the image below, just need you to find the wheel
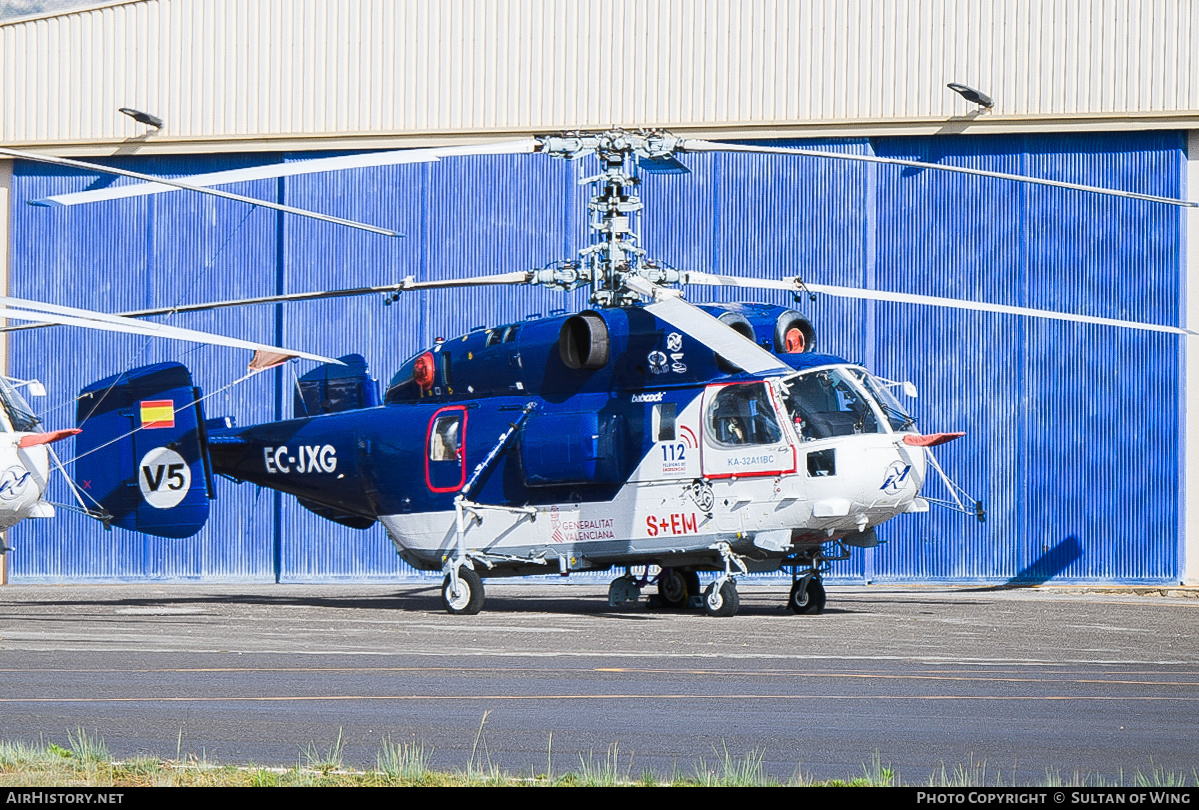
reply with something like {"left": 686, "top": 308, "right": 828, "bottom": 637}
{"left": 789, "top": 577, "right": 826, "bottom": 615}
{"left": 656, "top": 568, "right": 700, "bottom": 608}
{"left": 441, "top": 567, "right": 485, "bottom": 615}
{"left": 702, "top": 580, "right": 740, "bottom": 617}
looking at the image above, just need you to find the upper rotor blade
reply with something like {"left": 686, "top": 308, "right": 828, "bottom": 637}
{"left": 679, "top": 270, "right": 1190, "bottom": 335}
{"left": 623, "top": 277, "right": 790, "bottom": 375}
{"left": 32, "top": 139, "right": 539, "bottom": 207}
{"left": 679, "top": 140, "right": 1199, "bottom": 209}
{"left": 0, "top": 297, "right": 341, "bottom": 364}
{"left": 0, "top": 147, "right": 403, "bottom": 237}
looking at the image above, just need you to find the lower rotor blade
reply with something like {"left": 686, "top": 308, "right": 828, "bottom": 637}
{"left": 0, "top": 298, "right": 340, "bottom": 364}
{"left": 679, "top": 270, "right": 1189, "bottom": 335}
{"left": 0, "top": 272, "right": 535, "bottom": 329}
{"left": 803, "top": 282, "right": 1192, "bottom": 336}
{"left": 680, "top": 140, "right": 1199, "bottom": 209}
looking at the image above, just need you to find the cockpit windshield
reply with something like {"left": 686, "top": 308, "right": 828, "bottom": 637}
{"left": 0, "top": 377, "right": 41, "bottom": 433}
{"left": 779, "top": 367, "right": 886, "bottom": 440}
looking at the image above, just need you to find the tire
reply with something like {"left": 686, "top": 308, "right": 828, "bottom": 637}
{"left": 789, "top": 578, "right": 826, "bottom": 615}
{"left": 702, "top": 580, "right": 740, "bottom": 617}
{"left": 657, "top": 568, "right": 699, "bottom": 609}
{"left": 442, "top": 567, "right": 485, "bottom": 615}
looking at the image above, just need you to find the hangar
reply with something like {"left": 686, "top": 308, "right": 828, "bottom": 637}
{"left": 0, "top": 0, "right": 1196, "bottom": 585}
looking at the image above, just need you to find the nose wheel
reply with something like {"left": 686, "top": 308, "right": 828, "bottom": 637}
{"left": 442, "top": 566, "right": 485, "bottom": 615}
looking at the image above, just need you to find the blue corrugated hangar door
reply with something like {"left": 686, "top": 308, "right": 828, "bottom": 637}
{"left": 3, "top": 131, "right": 1184, "bottom": 584}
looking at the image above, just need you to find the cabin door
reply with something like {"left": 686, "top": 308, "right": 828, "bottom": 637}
{"left": 700, "top": 382, "right": 796, "bottom": 479}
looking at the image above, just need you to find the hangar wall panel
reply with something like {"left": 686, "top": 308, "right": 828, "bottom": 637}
{"left": 2, "top": 0, "right": 1198, "bottom": 148}
{"left": 2, "top": 130, "right": 1183, "bottom": 584}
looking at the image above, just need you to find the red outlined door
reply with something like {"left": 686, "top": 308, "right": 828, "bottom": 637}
{"left": 425, "top": 406, "right": 467, "bottom": 493}
{"left": 700, "top": 382, "right": 796, "bottom": 479}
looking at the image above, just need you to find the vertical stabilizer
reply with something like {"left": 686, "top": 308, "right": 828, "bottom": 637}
{"left": 75, "top": 363, "right": 212, "bottom": 538}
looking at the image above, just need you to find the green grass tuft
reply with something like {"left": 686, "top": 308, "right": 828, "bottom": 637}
{"left": 377, "top": 734, "right": 431, "bottom": 783}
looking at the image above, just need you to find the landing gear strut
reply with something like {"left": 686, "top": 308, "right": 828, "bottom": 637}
{"left": 701, "top": 541, "right": 748, "bottom": 618}
{"left": 442, "top": 565, "right": 485, "bottom": 615}
{"left": 703, "top": 579, "right": 739, "bottom": 617}
{"left": 784, "top": 542, "right": 849, "bottom": 616}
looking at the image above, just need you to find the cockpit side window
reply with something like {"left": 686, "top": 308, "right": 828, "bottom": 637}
{"left": 706, "top": 383, "right": 783, "bottom": 446}
{"left": 782, "top": 369, "right": 883, "bottom": 439}
{"left": 0, "top": 377, "right": 39, "bottom": 433}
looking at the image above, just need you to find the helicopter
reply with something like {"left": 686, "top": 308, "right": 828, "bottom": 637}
{"left": 3, "top": 131, "right": 1193, "bottom": 615}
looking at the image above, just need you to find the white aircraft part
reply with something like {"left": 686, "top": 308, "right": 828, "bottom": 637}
{"left": 682, "top": 269, "right": 1189, "bottom": 336}
{"left": 680, "top": 140, "right": 1199, "bottom": 210}
{"left": 39, "top": 139, "right": 540, "bottom": 206}
{"left": 642, "top": 296, "right": 791, "bottom": 375}
{"left": 379, "top": 423, "right": 927, "bottom": 566}
{"left": 0, "top": 148, "right": 403, "bottom": 238}
{"left": 0, "top": 297, "right": 340, "bottom": 365}
{"left": 28, "top": 502, "right": 55, "bottom": 519}
{"left": 803, "top": 283, "right": 1192, "bottom": 336}
{"left": 812, "top": 499, "right": 852, "bottom": 517}
{"left": 0, "top": 441, "right": 51, "bottom": 530}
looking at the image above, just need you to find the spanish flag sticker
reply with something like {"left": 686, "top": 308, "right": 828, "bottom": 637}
{"left": 140, "top": 400, "right": 175, "bottom": 429}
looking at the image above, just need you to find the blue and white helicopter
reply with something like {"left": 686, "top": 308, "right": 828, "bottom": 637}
{"left": 5, "top": 131, "right": 1194, "bottom": 615}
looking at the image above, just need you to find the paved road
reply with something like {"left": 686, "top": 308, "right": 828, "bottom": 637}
{"left": 0, "top": 580, "right": 1195, "bottom": 783}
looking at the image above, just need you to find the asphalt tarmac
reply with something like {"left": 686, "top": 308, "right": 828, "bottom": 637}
{"left": 0, "top": 579, "right": 1195, "bottom": 784}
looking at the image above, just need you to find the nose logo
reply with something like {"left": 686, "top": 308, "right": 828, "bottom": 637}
{"left": 880, "top": 462, "right": 912, "bottom": 494}
{"left": 0, "top": 466, "right": 31, "bottom": 501}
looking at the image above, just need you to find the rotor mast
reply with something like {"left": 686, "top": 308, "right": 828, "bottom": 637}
{"left": 537, "top": 130, "right": 686, "bottom": 307}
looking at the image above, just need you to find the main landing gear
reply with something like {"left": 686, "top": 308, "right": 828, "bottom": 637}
{"left": 788, "top": 574, "right": 826, "bottom": 615}
{"left": 702, "top": 579, "right": 739, "bottom": 617}
{"left": 607, "top": 567, "right": 703, "bottom": 609}
{"left": 656, "top": 568, "right": 701, "bottom": 609}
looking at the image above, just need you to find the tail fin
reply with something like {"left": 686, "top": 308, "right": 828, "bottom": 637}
{"left": 75, "top": 362, "right": 213, "bottom": 538}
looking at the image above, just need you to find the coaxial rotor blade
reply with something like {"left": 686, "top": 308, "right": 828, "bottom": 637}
{"left": 114, "top": 271, "right": 534, "bottom": 317}
{"left": 804, "top": 282, "right": 1194, "bottom": 335}
{"left": 0, "top": 148, "right": 403, "bottom": 237}
{"left": 30, "top": 139, "right": 539, "bottom": 207}
{"left": 622, "top": 276, "right": 791, "bottom": 375}
{"left": 679, "top": 140, "right": 1199, "bottom": 209}
{"left": 0, "top": 297, "right": 342, "bottom": 364}
{"left": 678, "top": 270, "right": 1191, "bottom": 335}
{"left": 0, "top": 272, "right": 536, "bottom": 331}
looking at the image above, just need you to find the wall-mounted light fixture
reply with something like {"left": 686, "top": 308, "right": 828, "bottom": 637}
{"left": 118, "top": 107, "right": 164, "bottom": 129}
{"left": 946, "top": 83, "right": 994, "bottom": 110}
